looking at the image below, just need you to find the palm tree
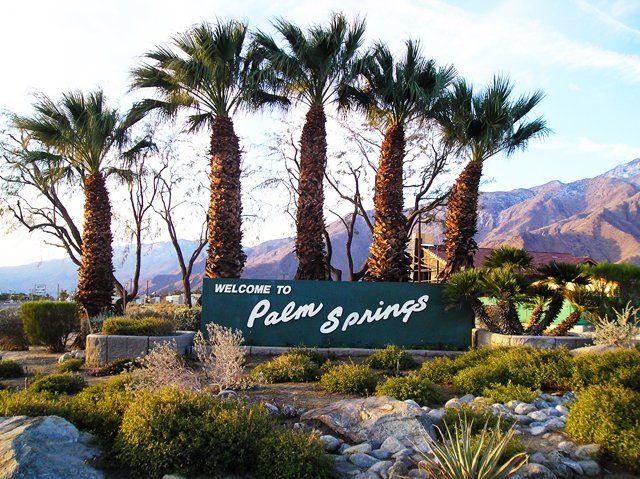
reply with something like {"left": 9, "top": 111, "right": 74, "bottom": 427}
{"left": 253, "top": 14, "right": 366, "bottom": 279}
{"left": 438, "top": 77, "right": 548, "bottom": 278}
{"left": 131, "top": 20, "right": 285, "bottom": 279}
{"left": 483, "top": 245, "right": 533, "bottom": 271}
{"left": 347, "top": 41, "right": 455, "bottom": 282}
{"left": 546, "top": 286, "right": 599, "bottom": 336}
{"left": 14, "top": 90, "right": 148, "bottom": 316}
{"left": 527, "top": 261, "right": 591, "bottom": 334}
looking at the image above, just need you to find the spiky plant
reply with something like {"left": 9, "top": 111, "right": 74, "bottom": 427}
{"left": 344, "top": 40, "right": 455, "bottom": 282}
{"left": 131, "top": 20, "right": 286, "bottom": 279}
{"left": 253, "top": 14, "right": 366, "bottom": 279}
{"left": 548, "top": 286, "right": 601, "bottom": 336}
{"left": 444, "top": 269, "right": 500, "bottom": 332}
{"left": 13, "top": 90, "right": 148, "bottom": 316}
{"left": 483, "top": 246, "right": 533, "bottom": 271}
{"left": 438, "top": 77, "right": 548, "bottom": 278}
{"left": 527, "top": 262, "right": 591, "bottom": 334}
{"left": 417, "top": 415, "right": 527, "bottom": 479}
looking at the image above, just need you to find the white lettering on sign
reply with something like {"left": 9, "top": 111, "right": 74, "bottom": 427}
{"left": 245, "top": 295, "right": 430, "bottom": 333}
{"left": 214, "top": 283, "right": 272, "bottom": 294}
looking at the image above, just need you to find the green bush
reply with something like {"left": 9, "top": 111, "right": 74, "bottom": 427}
{"left": 20, "top": 301, "right": 79, "bottom": 352}
{"left": 0, "top": 360, "right": 24, "bottom": 379}
{"left": 419, "top": 348, "right": 510, "bottom": 384}
{"left": 375, "top": 373, "right": 444, "bottom": 406}
{"left": 0, "top": 389, "right": 69, "bottom": 417}
{"left": 468, "top": 433, "right": 525, "bottom": 460}
{"left": 366, "top": 345, "right": 416, "bottom": 370}
{"left": 57, "top": 358, "right": 84, "bottom": 373}
{"left": 102, "top": 316, "right": 174, "bottom": 336}
{"left": 171, "top": 306, "right": 201, "bottom": 331}
{"left": 29, "top": 373, "right": 86, "bottom": 394}
{"left": 442, "top": 406, "right": 513, "bottom": 436}
{"left": 570, "top": 349, "right": 640, "bottom": 391}
{"left": 319, "top": 363, "right": 378, "bottom": 395}
{"left": 255, "top": 429, "right": 333, "bottom": 479}
{"left": 69, "top": 376, "right": 135, "bottom": 444}
{"left": 89, "top": 358, "right": 139, "bottom": 377}
{"left": 566, "top": 385, "right": 640, "bottom": 472}
{"left": 482, "top": 382, "right": 540, "bottom": 403}
{"left": 115, "top": 388, "right": 276, "bottom": 476}
{"left": 251, "top": 353, "right": 319, "bottom": 383}
{"left": 287, "top": 346, "right": 325, "bottom": 365}
{"left": 0, "top": 309, "right": 29, "bottom": 351}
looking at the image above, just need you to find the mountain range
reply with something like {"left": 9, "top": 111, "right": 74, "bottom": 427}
{"left": 1, "top": 158, "right": 639, "bottom": 295}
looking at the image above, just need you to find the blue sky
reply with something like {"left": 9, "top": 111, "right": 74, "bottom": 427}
{"left": 1, "top": 0, "right": 639, "bottom": 266}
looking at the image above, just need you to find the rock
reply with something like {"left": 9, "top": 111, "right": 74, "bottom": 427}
{"left": 445, "top": 398, "right": 461, "bottom": 408}
{"left": 349, "top": 453, "right": 379, "bottom": 469}
{"left": 404, "top": 399, "right": 420, "bottom": 408}
{"left": 264, "top": 402, "right": 279, "bottom": 414}
{"left": 301, "top": 396, "right": 435, "bottom": 446}
{"left": 408, "top": 470, "right": 429, "bottom": 478}
{"left": 520, "top": 463, "right": 557, "bottom": 479}
{"left": 387, "top": 461, "right": 409, "bottom": 478}
{"left": 281, "top": 405, "right": 298, "bottom": 417}
{"left": 163, "top": 475, "right": 186, "bottom": 479}
{"left": 458, "top": 394, "right": 475, "bottom": 404}
{"left": 528, "top": 410, "right": 549, "bottom": 422}
{"left": 354, "top": 472, "right": 379, "bottom": 479}
{"left": 339, "top": 443, "right": 351, "bottom": 454}
{"left": 368, "top": 460, "right": 393, "bottom": 475}
{"left": 515, "top": 403, "right": 537, "bottom": 415}
{"left": 0, "top": 416, "right": 103, "bottom": 479}
{"left": 578, "top": 460, "right": 600, "bottom": 476}
{"left": 560, "top": 458, "right": 584, "bottom": 475}
{"left": 550, "top": 463, "right": 573, "bottom": 479}
{"left": 529, "top": 452, "right": 548, "bottom": 465}
{"left": 334, "top": 455, "right": 361, "bottom": 478}
{"left": 573, "top": 444, "right": 600, "bottom": 460}
{"left": 426, "top": 408, "right": 445, "bottom": 426}
{"left": 541, "top": 407, "right": 562, "bottom": 417}
{"left": 216, "top": 389, "right": 238, "bottom": 399}
{"left": 543, "top": 418, "right": 565, "bottom": 430}
{"left": 530, "top": 425, "right": 547, "bottom": 436}
{"left": 344, "top": 443, "right": 373, "bottom": 455}
{"left": 515, "top": 414, "right": 534, "bottom": 425}
{"left": 371, "top": 449, "right": 392, "bottom": 460}
{"left": 557, "top": 440, "right": 576, "bottom": 455}
{"left": 555, "top": 405, "right": 569, "bottom": 415}
{"left": 58, "top": 352, "right": 73, "bottom": 363}
{"left": 533, "top": 399, "right": 551, "bottom": 409}
{"left": 380, "top": 436, "right": 406, "bottom": 454}
{"left": 320, "top": 435, "right": 342, "bottom": 453}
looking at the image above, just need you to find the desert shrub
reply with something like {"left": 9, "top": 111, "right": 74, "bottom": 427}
{"left": 171, "top": 306, "right": 201, "bottom": 331}
{"left": 115, "top": 388, "right": 275, "bottom": 476}
{"left": 482, "top": 382, "right": 539, "bottom": 404}
{"left": 443, "top": 406, "right": 514, "bottom": 435}
{"left": 0, "top": 360, "right": 24, "bottom": 379}
{"left": 29, "top": 373, "right": 86, "bottom": 394}
{"left": 194, "top": 323, "right": 247, "bottom": 390}
{"left": 375, "top": 373, "right": 444, "bottom": 406}
{"left": 319, "top": 363, "right": 378, "bottom": 395}
{"left": 570, "top": 349, "right": 640, "bottom": 391}
{"left": 419, "top": 348, "right": 510, "bottom": 384}
{"left": 252, "top": 353, "right": 319, "bottom": 383}
{"left": 255, "top": 429, "right": 333, "bottom": 479}
{"left": 89, "top": 358, "right": 139, "bottom": 377}
{"left": 69, "top": 376, "right": 136, "bottom": 444}
{"left": 20, "top": 301, "right": 79, "bottom": 352}
{"left": 57, "top": 358, "right": 84, "bottom": 373}
{"left": 0, "top": 309, "right": 28, "bottom": 351}
{"left": 591, "top": 303, "right": 640, "bottom": 346}
{"left": 468, "top": 432, "right": 526, "bottom": 460}
{"left": 0, "top": 389, "right": 69, "bottom": 417}
{"left": 131, "top": 341, "right": 201, "bottom": 391}
{"left": 287, "top": 346, "right": 325, "bottom": 365}
{"left": 450, "top": 347, "right": 572, "bottom": 394}
{"left": 102, "top": 316, "right": 174, "bottom": 336}
{"left": 566, "top": 384, "right": 640, "bottom": 472}
{"left": 366, "top": 345, "right": 416, "bottom": 370}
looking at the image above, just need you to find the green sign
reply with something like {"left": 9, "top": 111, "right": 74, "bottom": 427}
{"left": 202, "top": 278, "right": 473, "bottom": 348}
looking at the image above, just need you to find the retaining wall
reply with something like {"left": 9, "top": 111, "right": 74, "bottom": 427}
{"left": 86, "top": 331, "right": 196, "bottom": 366}
{"left": 473, "top": 328, "right": 592, "bottom": 350}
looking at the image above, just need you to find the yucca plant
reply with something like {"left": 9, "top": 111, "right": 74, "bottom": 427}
{"left": 417, "top": 415, "right": 527, "bottom": 479}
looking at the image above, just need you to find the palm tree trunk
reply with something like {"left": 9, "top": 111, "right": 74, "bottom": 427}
{"left": 527, "top": 293, "right": 564, "bottom": 335}
{"left": 76, "top": 172, "right": 114, "bottom": 317}
{"left": 440, "top": 159, "right": 483, "bottom": 279}
{"left": 295, "top": 104, "right": 328, "bottom": 280}
{"left": 545, "top": 310, "right": 581, "bottom": 336}
{"left": 524, "top": 299, "right": 546, "bottom": 331}
{"left": 366, "top": 124, "right": 409, "bottom": 282}
{"left": 205, "top": 115, "right": 246, "bottom": 279}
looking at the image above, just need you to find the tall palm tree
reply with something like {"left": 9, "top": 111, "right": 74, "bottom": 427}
{"left": 527, "top": 261, "right": 591, "bottom": 335}
{"left": 14, "top": 90, "right": 148, "bottom": 316}
{"left": 253, "top": 14, "right": 366, "bottom": 279}
{"left": 347, "top": 41, "right": 455, "bottom": 282}
{"left": 438, "top": 77, "right": 548, "bottom": 278}
{"left": 131, "top": 20, "right": 285, "bottom": 279}
{"left": 483, "top": 245, "right": 533, "bottom": 271}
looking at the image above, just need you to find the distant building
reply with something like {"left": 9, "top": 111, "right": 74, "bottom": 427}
{"left": 165, "top": 293, "right": 201, "bottom": 305}
{"left": 409, "top": 236, "right": 596, "bottom": 283}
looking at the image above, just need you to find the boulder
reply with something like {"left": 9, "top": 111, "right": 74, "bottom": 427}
{"left": 343, "top": 443, "right": 373, "bottom": 455}
{"left": 349, "top": 453, "right": 379, "bottom": 469}
{"left": 319, "top": 434, "right": 342, "bottom": 453}
{"left": 0, "top": 416, "right": 103, "bottom": 479}
{"left": 520, "top": 463, "right": 557, "bottom": 479}
{"left": 301, "top": 396, "right": 435, "bottom": 447}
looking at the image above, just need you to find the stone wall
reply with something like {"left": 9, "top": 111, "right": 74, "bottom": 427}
{"left": 86, "top": 331, "right": 196, "bottom": 366}
{"left": 473, "top": 328, "right": 592, "bottom": 350}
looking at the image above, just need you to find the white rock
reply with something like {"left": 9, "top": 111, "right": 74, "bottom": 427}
{"left": 458, "top": 394, "right": 475, "bottom": 404}
{"left": 404, "top": 399, "right": 420, "bottom": 408}
{"left": 528, "top": 410, "right": 549, "bottom": 422}
{"left": 343, "top": 443, "right": 373, "bottom": 455}
{"left": 530, "top": 425, "right": 547, "bottom": 436}
{"left": 514, "top": 403, "right": 537, "bottom": 415}
{"left": 349, "top": 453, "right": 379, "bottom": 469}
{"left": 445, "top": 398, "right": 461, "bottom": 409}
{"left": 380, "top": 436, "right": 406, "bottom": 454}
{"left": 371, "top": 448, "right": 392, "bottom": 460}
{"left": 264, "top": 402, "right": 279, "bottom": 414}
{"left": 368, "top": 460, "right": 393, "bottom": 475}
{"left": 560, "top": 458, "right": 584, "bottom": 476}
{"left": 520, "top": 463, "right": 557, "bottom": 479}
{"left": 426, "top": 408, "right": 446, "bottom": 425}
{"left": 320, "top": 435, "right": 342, "bottom": 453}
{"left": 578, "top": 460, "right": 600, "bottom": 476}
{"left": 573, "top": 444, "right": 600, "bottom": 460}
{"left": 555, "top": 405, "right": 569, "bottom": 415}
{"left": 557, "top": 440, "right": 576, "bottom": 455}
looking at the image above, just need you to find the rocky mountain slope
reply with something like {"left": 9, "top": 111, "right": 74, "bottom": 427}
{"left": 1, "top": 158, "right": 638, "bottom": 294}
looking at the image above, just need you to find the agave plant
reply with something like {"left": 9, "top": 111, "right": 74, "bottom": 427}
{"left": 418, "top": 415, "right": 527, "bottom": 479}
